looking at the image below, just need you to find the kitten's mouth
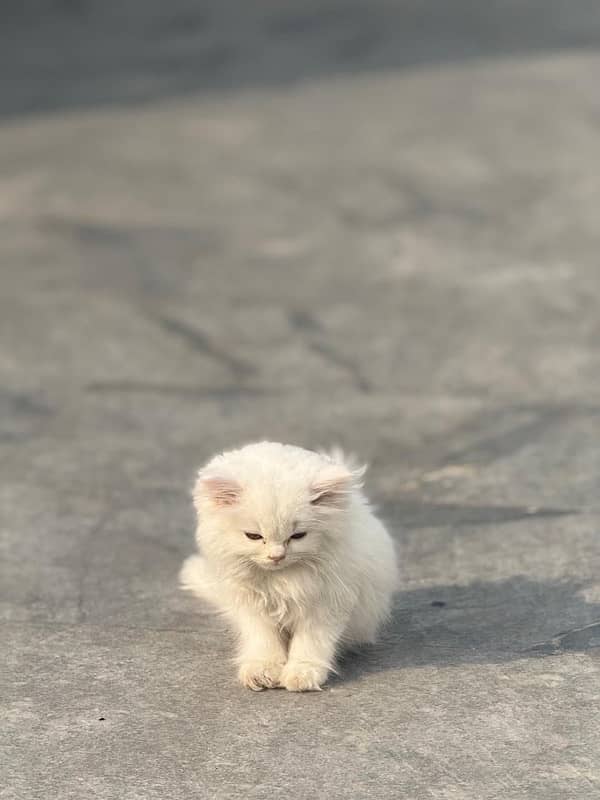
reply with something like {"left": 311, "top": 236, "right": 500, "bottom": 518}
{"left": 259, "top": 560, "right": 288, "bottom": 570}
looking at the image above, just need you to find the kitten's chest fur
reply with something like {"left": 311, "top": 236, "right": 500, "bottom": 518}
{"left": 235, "top": 567, "right": 324, "bottom": 629}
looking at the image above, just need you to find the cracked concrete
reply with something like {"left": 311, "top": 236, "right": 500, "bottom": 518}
{"left": 2, "top": 1, "right": 600, "bottom": 798}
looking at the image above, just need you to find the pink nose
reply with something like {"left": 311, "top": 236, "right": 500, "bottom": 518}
{"left": 268, "top": 553, "right": 285, "bottom": 562}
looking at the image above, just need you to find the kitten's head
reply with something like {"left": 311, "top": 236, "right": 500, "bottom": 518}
{"left": 193, "top": 442, "right": 365, "bottom": 572}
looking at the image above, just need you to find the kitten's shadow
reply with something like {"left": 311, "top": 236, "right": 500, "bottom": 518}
{"left": 332, "top": 575, "right": 600, "bottom": 684}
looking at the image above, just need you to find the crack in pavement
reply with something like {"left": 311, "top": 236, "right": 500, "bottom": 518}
{"left": 528, "top": 621, "right": 600, "bottom": 655}
{"left": 153, "top": 314, "right": 256, "bottom": 379}
{"left": 85, "top": 380, "right": 268, "bottom": 398}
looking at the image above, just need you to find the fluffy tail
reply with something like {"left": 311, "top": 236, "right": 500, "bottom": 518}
{"left": 179, "top": 554, "right": 207, "bottom": 597}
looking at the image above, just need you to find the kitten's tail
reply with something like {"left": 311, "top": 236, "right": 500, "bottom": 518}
{"left": 179, "top": 554, "right": 207, "bottom": 597}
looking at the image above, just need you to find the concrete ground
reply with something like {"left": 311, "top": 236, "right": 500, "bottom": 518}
{"left": 2, "top": 2, "right": 600, "bottom": 798}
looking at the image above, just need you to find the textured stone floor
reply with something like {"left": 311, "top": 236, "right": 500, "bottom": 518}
{"left": 2, "top": 2, "right": 600, "bottom": 798}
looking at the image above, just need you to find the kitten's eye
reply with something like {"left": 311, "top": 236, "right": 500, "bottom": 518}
{"left": 290, "top": 531, "right": 307, "bottom": 540}
{"left": 244, "top": 532, "right": 263, "bottom": 541}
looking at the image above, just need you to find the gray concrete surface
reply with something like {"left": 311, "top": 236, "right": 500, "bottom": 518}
{"left": 2, "top": 2, "right": 600, "bottom": 798}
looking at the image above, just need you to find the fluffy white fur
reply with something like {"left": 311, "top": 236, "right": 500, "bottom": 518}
{"left": 180, "top": 441, "right": 399, "bottom": 692}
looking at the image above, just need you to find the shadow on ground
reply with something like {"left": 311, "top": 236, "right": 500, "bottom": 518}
{"left": 332, "top": 575, "right": 600, "bottom": 683}
{"left": 3, "top": 0, "right": 600, "bottom": 119}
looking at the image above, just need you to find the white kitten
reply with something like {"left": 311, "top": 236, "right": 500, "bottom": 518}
{"left": 180, "top": 441, "right": 399, "bottom": 692}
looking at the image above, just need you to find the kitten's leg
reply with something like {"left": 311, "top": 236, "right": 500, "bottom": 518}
{"left": 233, "top": 609, "right": 287, "bottom": 691}
{"left": 281, "top": 613, "right": 346, "bottom": 692}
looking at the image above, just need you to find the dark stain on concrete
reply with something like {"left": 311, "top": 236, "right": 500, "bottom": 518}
{"left": 309, "top": 340, "right": 371, "bottom": 392}
{"left": 399, "top": 403, "right": 600, "bottom": 472}
{"left": 154, "top": 315, "right": 256, "bottom": 379}
{"left": 287, "top": 309, "right": 324, "bottom": 333}
{"left": 0, "top": 390, "right": 53, "bottom": 442}
{"left": 0, "top": 390, "right": 50, "bottom": 417}
{"left": 287, "top": 308, "right": 370, "bottom": 391}
{"left": 441, "top": 406, "right": 567, "bottom": 466}
{"left": 47, "top": 218, "right": 134, "bottom": 247}
{"left": 85, "top": 380, "right": 267, "bottom": 399}
{"left": 42, "top": 216, "right": 220, "bottom": 251}
{"left": 382, "top": 501, "right": 576, "bottom": 528}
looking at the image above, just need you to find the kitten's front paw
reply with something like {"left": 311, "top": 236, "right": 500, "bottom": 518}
{"left": 238, "top": 660, "right": 285, "bottom": 691}
{"left": 281, "top": 661, "right": 328, "bottom": 692}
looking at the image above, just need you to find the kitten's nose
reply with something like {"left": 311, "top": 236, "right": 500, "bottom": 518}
{"left": 267, "top": 545, "right": 286, "bottom": 562}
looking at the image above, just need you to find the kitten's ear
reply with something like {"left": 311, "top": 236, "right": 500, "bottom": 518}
{"left": 193, "top": 475, "right": 242, "bottom": 510}
{"left": 310, "top": 463, "right": 365, "bottom": 508}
